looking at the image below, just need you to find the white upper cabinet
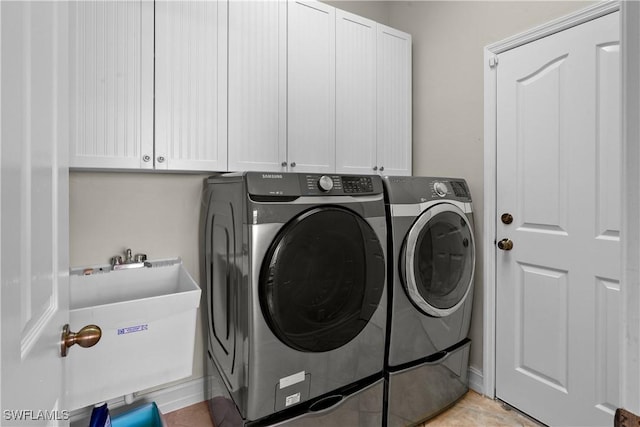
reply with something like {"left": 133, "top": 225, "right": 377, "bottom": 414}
{"left": 377, "top": 24, "right": 412, "bottom": 176}
{"left": 69, "top": 0, "right": 411, "bottom": 175}
{"left": 335, "top": 10, "right": 377, "bottom": 175}
{"left": 227, "top": 1, "right": 286, "bottom": 173}
{"left": 69, "top": 1, "right": 154, "bottom": 169}
{"left": 155, "top": 0, "right": 228, "bottom": 171}
{"left": 287, "top": 1, "right": 336, "bottom": 173}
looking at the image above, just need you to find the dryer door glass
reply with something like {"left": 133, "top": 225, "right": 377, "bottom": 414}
{"left": 260, "top": 206, "right": 385, "bottom": 352}
{"left": 403, "top": 204, "right": 475, "bottom": 317}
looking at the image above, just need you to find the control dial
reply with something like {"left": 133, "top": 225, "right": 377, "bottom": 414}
{"left": 434, "top": 182, "right": 448, "bottom": 197}
{"left": 317, "top": 175, "right": 334, "bottom": 192}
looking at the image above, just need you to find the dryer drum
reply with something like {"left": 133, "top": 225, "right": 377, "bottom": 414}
{"left": 259, "top": 206, "right": 385, "bottom": 353}
{"left": 401, "top": 204, "right": 475, "bottom": 317}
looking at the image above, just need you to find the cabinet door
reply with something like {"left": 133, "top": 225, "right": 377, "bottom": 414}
{"left": 377, "top": 24, "right": 412, "bottom": 176}
{"left": 335, "top": 10, "right": 377, "bottom": 175}
{"left": 69, "top": 1, "right": 154, "bottom": 169}
{"left": 155, "top": 0, "right": 228, "bottom": 171}
{"left": 288, "top": 1, "right": 335, "bottom": 173}
{"left": 227, "top": 1, "right": 287, "bottom": 173}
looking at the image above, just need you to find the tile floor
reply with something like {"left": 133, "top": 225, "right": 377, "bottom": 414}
{"left": 164, "top": 390, "right": 542, "bottom": 427}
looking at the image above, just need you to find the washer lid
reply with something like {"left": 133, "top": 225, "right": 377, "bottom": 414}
{"left": 259, "top": 206, "right": 385, "bottom": 352}
{"left": 402, "top": 203, "right": 475, "bottom": 317}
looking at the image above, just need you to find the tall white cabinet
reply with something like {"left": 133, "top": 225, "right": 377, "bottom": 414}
{"left": 68, "top": 1, "right": 154, "bottom": 169}
{"left": 155, "top": 0, "right": 228, "bottom": 171}
{"left": 377, "top": 25, "right": 412, "bottom": 176}
{"left": 287, "top": 1, "right": 337, "bottom": 173}
{"left": 335, "top": 11, "right": 377, "bottom": 175}
{"left": 227, "top": 1, "right": 287, "bottom": 172}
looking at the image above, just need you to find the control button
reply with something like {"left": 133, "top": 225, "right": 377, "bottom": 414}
{"left": 318, "top": 175, "right": 334, "bottom": 192}
{"left": 434, "top": 182, "right": 448, "bottom": 197}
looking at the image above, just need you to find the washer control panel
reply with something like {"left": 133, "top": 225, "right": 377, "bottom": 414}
{"left": 246, "top": 172, "right": 383, "bottom": 197}
{"left": 342, "top": 176, "right": 374, "bottom": 194}
{"left": 301, "top": 174, "right": 379, "bottom": 195}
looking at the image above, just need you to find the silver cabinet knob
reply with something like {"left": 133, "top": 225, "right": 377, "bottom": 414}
{"left": 143, "top": 155, "right": 151, "bottom": 162}
{"left": 157, "top": 156, "right": 165, "bottom": 163}
{"left": 281, "top": 161, "right": 288, "bottom": 167}
{"left": 373, "top": 166, "right": 378, "bottom": 171}
{"left": 290, "top": 162, "right": 296, "bottom": 168}
{"left": 379, "top": 166, "right": 384, "bottom": 172}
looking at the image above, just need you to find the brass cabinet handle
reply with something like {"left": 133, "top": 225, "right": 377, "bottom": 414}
{"left": 60, "top": 324, "right": 102, "bottom": 357}
{"left": 497, "top": 238, "right": 514, "bottom": 251}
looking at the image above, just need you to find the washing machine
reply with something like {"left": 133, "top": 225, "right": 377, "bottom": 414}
{"left": 382, "top": 176, "right": 476, "bottom": 426}
{"left": 201, "top": 172, "right": 388, "bottom": 425}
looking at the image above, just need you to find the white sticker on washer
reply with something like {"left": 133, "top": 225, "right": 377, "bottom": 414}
{"left": 279, "top": 371, "right": 305, "bottom": 389}
{"left": 285, "top": 392, "right": 301, "bottom": 407}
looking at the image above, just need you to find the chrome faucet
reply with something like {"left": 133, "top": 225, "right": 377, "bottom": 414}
{"left": 111, "top": 248, "right": 149, "bottom": 270}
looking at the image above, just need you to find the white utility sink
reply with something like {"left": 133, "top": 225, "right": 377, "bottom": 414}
{"left": 66, "top": 259, "right": 201, "bottom": 411}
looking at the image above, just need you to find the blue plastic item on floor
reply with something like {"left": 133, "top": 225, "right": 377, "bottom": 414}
{"left": 89, "top": 403, "right": 112, "bottom": 427}
{"left": 111, "top": 402, "right": 165, "bottom": 427}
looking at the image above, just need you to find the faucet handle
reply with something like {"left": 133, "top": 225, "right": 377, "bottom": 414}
{"left": 125, "top": 248, "right": 133, "bottom": 262}
{"left": 134, "top": 253, "right": 147, "bottom": 263}
{"left": 111, "top": 255, "right": 123, "bottom": 266}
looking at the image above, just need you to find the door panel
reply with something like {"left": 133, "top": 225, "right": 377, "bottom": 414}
{"left": 155, "top": 0, "right": 227, "bottom": 171}
{"left": 1, "top": 1, "right": 69, "bottom": 421}
{"left": 227, "top": 0, "right": 287, "bottom": 173}
{"left": 335, "top": 10, "right": 376, "bottom": 175}
{"left": 287, "top": 1, "right": 336, "bottom": 173}
{"left": 69, "top": 0, "right": 153, "bottom": 169}
{"left": 377, "top": 25, "right": 412, "bottom": 176}
{"left": 496, "top": 11, "right": 620, "bottom": 427}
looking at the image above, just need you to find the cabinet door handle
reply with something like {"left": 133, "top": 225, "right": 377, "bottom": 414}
{"left": 143, "top": 155, "right": 151, "bottom": 163}
{"left": 281, "top": 161, "right": 287, "bottom": 167}
{"left": 379, "top": 166, "right": 384, "bottom": 172}
{"left": 157, "top": 156, "right": 165, "bottom": 163}
{"left": 373, "top": 166, "right": 378, "bottom": 171}
{"left": 290, "top": 162, "right": 296, "bottom": 168}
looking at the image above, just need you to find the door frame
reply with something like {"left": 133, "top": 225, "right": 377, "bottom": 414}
{"left": 482, "top": 0, "right": 640, "bottom": 414}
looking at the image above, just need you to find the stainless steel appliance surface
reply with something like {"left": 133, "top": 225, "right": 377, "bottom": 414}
{"left": 202, "top": 172, "right": 388, "bottom": 425}
{"left": 383, "top": 176, "right": 476, "bottom": 426}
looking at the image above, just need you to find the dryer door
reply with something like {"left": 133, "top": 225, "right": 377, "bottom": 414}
{"left": 401, "top": 203, "right": 475, "bottom": 317}
{"left": 260, "top": 206, "right": 385, "bottom": 352}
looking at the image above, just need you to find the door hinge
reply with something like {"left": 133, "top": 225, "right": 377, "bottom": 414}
{"left": 489, "top": 56, "right": 499, "bottom": 68}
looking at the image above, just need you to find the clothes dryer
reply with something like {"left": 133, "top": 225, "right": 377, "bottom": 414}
{"left": 383, "top": 176, "right": 476, "bottom": 426}
{"left": 202, "top": 172, "right": 388, "bottom": 425}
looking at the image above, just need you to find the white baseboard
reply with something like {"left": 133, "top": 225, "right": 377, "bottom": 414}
{"left": 468, "top": 366, "right": 484, "bottom": 395}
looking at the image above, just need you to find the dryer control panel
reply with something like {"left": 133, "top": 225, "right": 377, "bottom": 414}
{"left": 383, "top": 176, "right": 472, "bottom": 204}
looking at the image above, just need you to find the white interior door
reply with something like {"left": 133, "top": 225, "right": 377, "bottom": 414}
{"left": 1, "top": 2, "right": 70, "bottom": 424}
{"left": 496, "top": 11, "right": 620, "bottom": 427}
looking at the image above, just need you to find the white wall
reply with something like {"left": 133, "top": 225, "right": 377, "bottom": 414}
{"left": 68, "top": 0, "right": 598, "bottom": 401}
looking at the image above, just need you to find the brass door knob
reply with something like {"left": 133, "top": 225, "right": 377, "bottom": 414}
{"left": 497, "top": 238, "right": 514, "bottom": 251}
{"left": 60, "top": 324, "right": 102, "bottom": 357}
